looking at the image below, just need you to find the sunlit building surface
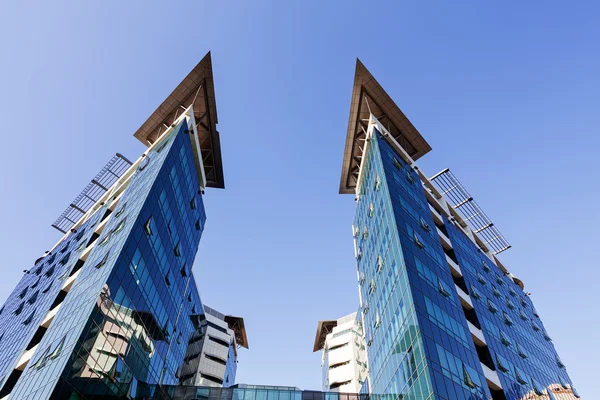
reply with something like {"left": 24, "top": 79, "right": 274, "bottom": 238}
{"left": 0, "top": 52, "right": 230, "bottom": 400}
{"left": 313, "top": 313, "right": 367, "bottom": 393}
{"left": 339, "top": 60, "right": 581, "bottom": 400}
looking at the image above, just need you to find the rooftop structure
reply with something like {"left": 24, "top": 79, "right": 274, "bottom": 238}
{"left": 134, "top": 51, "right": 224, "bottom": 189}
{"left": 339, "top": 60, "right": 431, "bottom": 194}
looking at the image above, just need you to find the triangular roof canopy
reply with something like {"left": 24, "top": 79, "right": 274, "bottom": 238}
{"left": 340, "top": 59, "right": 431, "bottom": 194}
{"left": 133, "top": 52, "right": 224, "bottom": 189}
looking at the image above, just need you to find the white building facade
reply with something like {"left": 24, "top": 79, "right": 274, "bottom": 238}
{"left": 313, "top": 312, "right": 368, "bottom": 393}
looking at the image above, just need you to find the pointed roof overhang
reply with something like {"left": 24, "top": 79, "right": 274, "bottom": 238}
{"left": 312, "top": 320, "right": 338, "bottom": 352}
{"left": 339, "top": 59, "right": 432, "bottom": 194}
{"left": 224, "top": 315, "right": 249, "bottom": 349}
{"left": 133, "top": 51, "right": 224, "bottom": 188}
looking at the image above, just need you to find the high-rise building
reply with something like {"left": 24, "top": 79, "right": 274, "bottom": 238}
{"left": 0, "top": 52, "right": 231, "bottom": 400}
{"left": 339, "top": 60, "right": 580, "bottom": 400}
{"left": 180, "top": 305, "right": 248, "bottom": 388}
{"left": 313, "top": 312, "right": 368, "bottom": 393}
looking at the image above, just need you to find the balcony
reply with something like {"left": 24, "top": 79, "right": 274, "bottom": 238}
{"left": 455, "top": 285, "right": 473, "bottom": 310}
{"left": 436, "top": 226, "right": 453, "bottom": 250}
{"left": 428, "top": 203, "right": 444, "bottom": 226}
{"left": 468, "top": 321, "right": 486, "bottom": 347}
{"left": 41, "top": 303, "right": 62, "bottom": 329}
{"left": 481, "top": 362, "right": 503, "bottom": 391}
{"left": 15, "top": 344, "right": 38, "bottom": 371}
{"left": 446, "top": 254, "right": 462, "bottom": 276}
{"left": 61, "top": 268, "right": 81, "bottom": 292}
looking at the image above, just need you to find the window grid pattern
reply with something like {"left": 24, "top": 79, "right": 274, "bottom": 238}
{"left": 444, "top": 211, "right": 577, "bottom": 398}
{"left": 372, "top": 132, "right": 490, "bottom": 400}
{"left": 5, "top": 120, "right": 209, "bottom": 400}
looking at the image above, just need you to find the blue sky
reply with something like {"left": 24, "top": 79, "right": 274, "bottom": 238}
{"left": 0, "top": 0, "right": 597, "bottom": 395}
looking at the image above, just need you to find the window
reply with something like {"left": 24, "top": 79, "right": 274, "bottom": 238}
{"left": 195, "top": 218, "right": 202, "bottom": 231}
{"left": 393, "top": 157, "right": 402, "bottom": 169}
{"left": 420, "top": 217, "right": 430, "bottom": 232}
{"left": 531, "top": 321, "right": 540, "bottom": 332}
{"left": 487, "top": 299, "right": 498, "bottom": 313}
{"left": 543, "top": 331, "right": 552, "bottom": 341}
{"left": 376, "top": 255, "right": 384, "bottom": 272}
{"left": 48, "top": 336, "right": 65, "bottom": 360}
{"left": 363, "top": 302, "right": 369, "bottom": 315}
{"left": 114, "top": 204, "right": 126, "bottom": 218}
{"left": 368, "top": 203, "right": 374, "bottom": 217}
{"left": 23, "top": 311, "right": 35, "bottom": 325}
{"left": 495, "top": 275, "right": 504, "bottom": 285}
{"left": 500, "top": 331, "right": 512, "bottom": 347}
{"left": 18, "top": 287, "right": 28, "bottom": 299}
{"left": 503, "top": 311, "right": 514, "bottom": 326}
{"left": 508, "top": 288, "right": 517, "bottom": 297}
{"left": 405, "top": 170, "right": 415, "bottom": 184}
{"left": 374, "top": 312, "right": 381, "bottom": 329}
{"left": 144, "top": 218, "right": 153, "bottom": 236}
{"left": 531, "top": 378, "right": 544, "bottom": 396}
{"left": 556, "top": 356, "right": 565, "bottom": 368}
{"left": 368, "top": 279, "right": 376, "bottom": 295}
{"left": 13, "top": 302, "right": 24, "bottom": 316}
{"left": 353, "top": 226, "right": 359, "bottom": 238}
{"left": 138, "top": 156, "right": 150, "bottom": 171}
{"left": 438, "top": 279, "right": 451, "bottom": 297}
{"left": 462, "top": 364, "right": 478, "bottom": 389}
{"left": 470, "top": 285, "right": 482, "bottom": 300}
{"left": 519, "top": 310, "right": 528, "bottom": 320}
{"left": 520, "top": 297, "right": 528, "bottom": 307}
{"left": 33, "top": 346, "right": 50, "bottom": 370}
{"left": 42, "top": 283, "right": 52, "bottom": 294}
{"left": 180, "top": 265, "right": 188, "bottom": 278}
{"left": 374, "top": 175, "right": 381, "bottom": 191}
{"left": 190, "top": 198, "right": 197, "bottom": 210}
{"left": 356, "top": 248, "right": 363, "bottom": 260}
{"left": 173, "top": 242, "right": 181, "bottom": 257}
{"left": 95, "top": 251, "right": 110, "bottom": 269}
{"left": 413, "top": 231, "right": 425, "bottom": 249}
{"left": 515, "top": 367, "right": 527, "bottom": 385}
{"left": 516, "top": 343, "right": 527, "bottom": 359}
{"left": 359, "top": 271, "right": 366, "bottom": 285}
{"left": 481, "top": 261, "right": 491, "bottom": 273}
{"left": 495, "top": 354, "right": 510, "bottom": 373}
{"left": 27, "top": 291, "right": 39, "bottom": 305}
{"left": 44, "top": 266, "right": 55, "bottom": 278}
{"left": 98, "top": 233, "right": 111, "bottom": 247}
{"left": 74, "top": 229, "right": 85, "bottom": 242}
{"left": 329, "top": 361, "right": 350, "bottom": 370}
{"left": 59, "top": 253, "right": 71, "bottom": 266}
{"left": 507, "top": 299, "right": 516, "bottom": 310}
{"left": 477, "top": 272, "right": 487, "bottom": 285}
{"left": 362, "top": 227, "right": 368, "bottom": 240}
{"left": 112, "top": 217, "right": 127, "bottom": 234}
{"left": 30, "top": 277, "right": 41, "bottom": 289}
{"left": 492, "top": 285, "right": 502, "bottom": 298}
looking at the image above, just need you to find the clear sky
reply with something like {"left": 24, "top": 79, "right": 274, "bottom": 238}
{"left": 0, "top": 0, "right": 597, "bottom": 396}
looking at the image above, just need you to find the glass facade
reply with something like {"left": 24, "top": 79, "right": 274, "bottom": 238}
{"left": 160, "top": 385, "right": 368, "bottom": 400}
{"left": 0, "top": 120, "right": 210, "bottom": 399}
{"left": 352, "top": 126, "right": 579, "bottom": 400}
